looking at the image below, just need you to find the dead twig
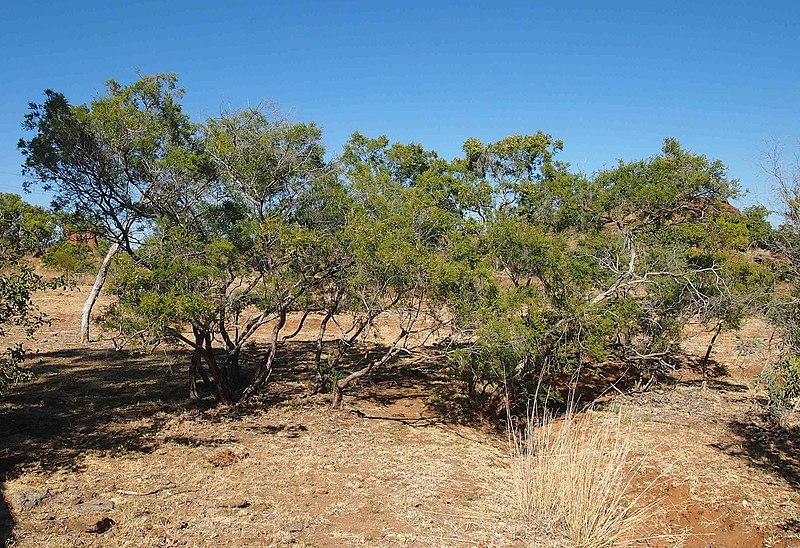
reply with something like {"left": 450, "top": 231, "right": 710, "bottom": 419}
{"left": 116, "top": 483, "right": 174, "bottom": 496}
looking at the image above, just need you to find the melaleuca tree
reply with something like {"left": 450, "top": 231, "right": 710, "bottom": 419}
{"left": 445, "top": 132, "right": 597, "bottom": 414}
{"left": 104, "top": 107, "right": 336, "bottom": 403}
{"left": 19, "top": 73, "right": 212, "bottom": 343}
{"left": 586, "top": 139, "right": 772, "bottom": 387}
{"left": 667, "top": 205, "right": 774, "bottom": 385}
{"left": 446, "top": 136, "right": 760, "bottom": 417}
{"left": 317, "top": 133, "right": 471, "bottom": 407}
{"left": 0, "top": 193, "right": 56, "bottom": 261}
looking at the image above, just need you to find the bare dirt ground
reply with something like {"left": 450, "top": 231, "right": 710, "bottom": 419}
{"left": 1, "top": 286, "right": 799, "bottom": 547}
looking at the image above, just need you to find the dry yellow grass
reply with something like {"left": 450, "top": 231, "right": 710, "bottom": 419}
{"left": 508, "top": 408, "right": 652, "bottom": 547}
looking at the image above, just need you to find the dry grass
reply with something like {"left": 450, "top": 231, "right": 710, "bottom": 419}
{"left": 508, "top": 408, "right": 652, "bottom": 547}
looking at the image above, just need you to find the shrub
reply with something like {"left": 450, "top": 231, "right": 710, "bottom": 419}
{"left": 0, "top": 266, "right": 49, "bottom": 392}
{"left": 42, "top": 241, "right": 97, "bottom": 274}
{"left": 758, "top": 356, "right": 800, "bottom": 419}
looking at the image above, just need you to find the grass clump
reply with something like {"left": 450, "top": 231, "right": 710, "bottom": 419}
{"left": 508, "top": 407, "right": 651, "bottom": 547}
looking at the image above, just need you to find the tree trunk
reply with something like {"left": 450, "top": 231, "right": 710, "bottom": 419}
{"left": 240, "top": 347, "right": 276, "bottom": 401}
{"left": 240, "top": 309, "right": 286, "bottom": 401}
{"left": 189, "top": 354, "right": 212, "bottom": 400}
{"left": 226, "top": 349, "right": 240, "bottom": 384}
{"left": 331, "top": 382, "right": 345, "bottom": 409}
{"left": 313, "top": 306, "right": 336, "bottom": 391}
{"left": 189, "top": 351, "right": 201, "bottom": 401}
{"left": 332, "top": 331, "right": 406, "bottom": 409}
{"left": 81, "top": 240, "right": 121, "bottom": 343}
{"left": 197, "top": 331, "right": 233, "bottom": 404}
{"left": 701, "top": 322, "right": 723, "bottom": 389}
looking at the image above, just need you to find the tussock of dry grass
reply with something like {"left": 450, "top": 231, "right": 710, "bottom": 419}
{"left": 508, "top": 408, "right": 651, "bottom": 547}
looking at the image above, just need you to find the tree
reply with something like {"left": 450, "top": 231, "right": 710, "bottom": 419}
{"left": 446, "top": 137, "right": 755, "bottom": 417}
{"left": 586, "top": 139, "right": 759, "bottom": 383}
{"left": 321, "top": 133, "right": 470, "bottom": 407}
{"left": 759, "top": 141, "right": 800, "bottom": 416}
{"left": 19, "top": 73, "right": 211, "bottom": 343}
{"left": 0, "top": 194, "right": 58, "bottom": 393}
{"left": 0, "top": 193, "right": 55, "bottom": 261}
{"left": 104, "top": 106, "right": 334, "bottom": 403}
{"left": 104, "top": 127, "right": 469, "bottom": 407}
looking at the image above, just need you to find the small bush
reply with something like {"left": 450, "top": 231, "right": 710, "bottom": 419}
{"left": 508, "top": 408, "right": 651, "bottom": 547}
{"left": 42, "top": 241, "right": 97, "bottom": 274}
{"left": 0, "top": 266, "right": 50, "bottom": 393}
{"left": 758, "top": 356, "right": 800, "bottom": 419}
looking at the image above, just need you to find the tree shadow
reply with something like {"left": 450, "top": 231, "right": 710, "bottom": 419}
{"left": 424, "top": 351, "right": 753, "bottom": 430}
{"left": 712, "top": 410, "right": 800, "bottom": 489}
{"left": 645, "top": 355, "right": 747, "bottom": 393}
{"left": 667, "top": 377, "right": 750, "bottom": 393}
{"left": 0, "top": 346, "right": 192, "bottom": 544}
{"left": 0, "top": 335, "right": 458, "bottom": 544}
{"left": 0, "top": 494, "right": 12, "bottom": 548}
{"left": 234, "top": 340, "right": 450, "bottom": 412}
{"left": 356, "top": 357, "right": 446, "bottom": 403}
{"left": 683, "top": 354, "right": 730, "bottom": 378}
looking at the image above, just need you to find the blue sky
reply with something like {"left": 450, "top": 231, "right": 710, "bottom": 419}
{"left": 1, "top": 1, "right": 797, "bottom": 214}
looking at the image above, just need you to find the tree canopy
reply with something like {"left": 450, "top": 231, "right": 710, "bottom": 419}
{"left": 19, "top": 74, "right": 213, "bottom": 342}
{"left": 14, "top": 74, "right": 782, "bottom": 415}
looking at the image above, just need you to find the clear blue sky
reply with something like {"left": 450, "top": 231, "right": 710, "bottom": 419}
{"left": 1, "top": 1, "right": 797, "bottom": 214}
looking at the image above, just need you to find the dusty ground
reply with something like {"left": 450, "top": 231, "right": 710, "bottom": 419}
{"left": 1, "top": 287, "right": 799, "bottom": 547}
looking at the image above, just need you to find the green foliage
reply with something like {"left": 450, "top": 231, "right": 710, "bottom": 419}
{"left": 741, "top": 205, "right": 774, "bottom": 247}
{"left": 100, "top": 105, "right": 338, "bottom": 402}
{"left": 444, "top": 137, "right": 762, "bottom": 416}
{"left": 25, "top": 73, "right": 777, "bottom": 412}
{"left": 42, "top": 241, "right": 97, "bottom": 274}
{"left": 19, "top": 73, "right": 211, "bottom": 243}
{"left": 19, "top": 73, "right": 219, "bottom": 343}
{"left": 592, "top": 138, "right": 739, "bottom": 230}
{"left": 0, "top": 266, "right": 49, "bottom": 392}
{"left": 0, "top": 194, "right": 60, "bottom": 393}
{"left": 0, "top": 193, "right": 56, "bottom": 261}
{"left": 758, "top": 357, "right": 800, "bottom": 415}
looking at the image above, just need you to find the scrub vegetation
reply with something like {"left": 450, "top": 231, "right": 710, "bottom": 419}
{"left": 2, "top": 74, "right": 799, "bottom": 546}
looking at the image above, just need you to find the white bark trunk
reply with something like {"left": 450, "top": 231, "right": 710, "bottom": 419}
{"left": 81, "top": 241, "right": 121, "bottom": 344}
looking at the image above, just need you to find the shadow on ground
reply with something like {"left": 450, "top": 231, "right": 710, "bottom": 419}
{"left": 0, "top": 496, "right": 11, "bottom": 548}
{"left": 0, "top": 346, "right": 192, "bottom": 545}
{"left": 0, "top": 347, "right": 191, "bottom": 479}
{"left": 714, "top": 411, "right": 800, "bottom": 489}
{"left": 0, "top": 339, "right": 453, "bottom": 544}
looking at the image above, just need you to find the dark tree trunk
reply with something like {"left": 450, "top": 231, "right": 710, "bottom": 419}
{"left": 189, "top": 351, "right": 201, "bottom": 401}
{"left": 189, "top": 327, "right": 203, "bottom": 400}
{"left": 226, "top": 350, "right": 241, "bottom": 385}
{"left": 240, "top": 309, "right": 287, "bottom": 401}
{"left": 189, "top": 340, "right": 211, "bottom": 400}
{"left": 198, "top": 331, "right": 233, "bottom": 404}
{"left": 313, "top": 306, "right": 337, "bottom": 392}
{"left": 701, "top": 322, "right": 723, "bottom": 389}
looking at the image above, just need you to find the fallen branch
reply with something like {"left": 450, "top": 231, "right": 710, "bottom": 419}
{"left": 349, "top": 409, "right": 436, "bottom": 425}
{"left": 116, "top": 483, "right": 174, "bottom": 496}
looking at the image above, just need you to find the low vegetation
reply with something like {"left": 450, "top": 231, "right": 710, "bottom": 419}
{"left": 508, "top": 408, "right": 650, "bottom": 546}
{"left": 0, "top": 193, "right": 58, "bottom": 392}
